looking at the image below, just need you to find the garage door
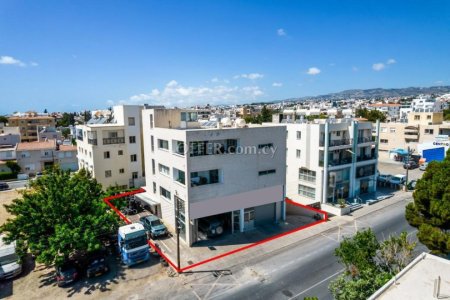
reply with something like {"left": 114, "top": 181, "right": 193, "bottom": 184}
{"left": 423, "top": 147, "right": 445, "bottom": 162}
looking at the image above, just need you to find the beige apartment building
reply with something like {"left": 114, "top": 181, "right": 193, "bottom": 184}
{"left": 378, "top": 112, "right": 450, "bottom": 159}
{"left": 8, "top": 112, "right": 56, "bottom": 142}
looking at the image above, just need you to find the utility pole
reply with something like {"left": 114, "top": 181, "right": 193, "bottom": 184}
{"left": 175, "top": 196, "right": 181, "bottom": 272}
{"left": 405, "top": 146, "right": 411, "bottom": 189}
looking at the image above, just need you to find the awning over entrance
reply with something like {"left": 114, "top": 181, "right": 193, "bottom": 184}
{"left": 135, "top": 191, "right": 160, "bottom": 207}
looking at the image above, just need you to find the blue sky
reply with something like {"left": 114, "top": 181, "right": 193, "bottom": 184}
{"left": 0, "top": 0, "right": 449, "bottom": 114}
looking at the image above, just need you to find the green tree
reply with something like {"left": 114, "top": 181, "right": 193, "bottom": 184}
{"left": 0, "top": 115, "right": 8, "bottom": 124}
{"left": 329, "top": 229, "right": 416, "bottom": 300}
{"left": 443, "top": 109, "right": 450, "bottom": 121}
{"left": 260, "top": 105, "right": 273, "bottom": 123}
{"left": 355, "top": 108, "right": 387, "bottom": 122}
{"left": 43, "top": 109, "right": 48, "bottom": 114}
{"left": 0, "top": 167, "right": 120, "bottom": 266}
{"left": 5, "top": 161, "right": 21, "bottom": 174}
{"left": 61, "top": 128, "right": 71, "bottom": 139}
{"left": 405, "top": 149, "right": 450, "bottom": 255}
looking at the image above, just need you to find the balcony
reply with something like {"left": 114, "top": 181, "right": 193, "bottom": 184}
{"left": 329, "top": 139, "right": 352, "bottom": 147}
{"left": 357, "top": 155, "right": 376, "bottom": 162}
{"left": 88, "top": 138, "right": 97, "bottom": 145}
{"left": 103, "top": 137, "right": 125, "bottom": 145}
{"left": 357, "top": 136, "right": 375, "bottom": 144}
{"left": 328, "top": 157, "right": 353, "bottom": 167}
{"left": 77, "top": 135, "right": 83, "bottom": 141}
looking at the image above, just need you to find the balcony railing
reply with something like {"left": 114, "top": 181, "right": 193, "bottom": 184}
{"left": 328, "top": 157, "right": 353, "bottom": 166}
{"left": 103, "top": 137, "right": 125, "bottom": 145}
{"left": 329, "top": 139, "right": 352, "bottom": 147}
{"left": 77, "top": 135, "right": 83, "bottom": 141}
{"left": 357, "top": 136, "right": 374, "bottom": 143}
{"left": 357, "top": 155, "right": 376, "bottom": 162}
{"left": 88, "top": 138, "right": 97, "bottom": 145}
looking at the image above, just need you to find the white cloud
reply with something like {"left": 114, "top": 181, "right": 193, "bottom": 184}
{"left": 386, "top": 58, "right": 396, "bottom": 65}
{"left": 234, "top": 73, "right": 264, "bottom": 80}
{"left": 211, "top": 77, "right": 219, "bottom": 83}
{"left": 372, "top": 63, "right": 385, "bottom": 71}
{"left": 113, "top": 80, "right": 265, "bottom": 107}
{"left": 352, "top": 66, "right": 359, "bottom": 72}
{"left": 210, "top": 77, "right": 230, "bottom": 84}
{"left": 272, "top": 82, "right": 283, "bottom": 87}
{"left": 30, "top": 62, "right": 39, "bottom": 67}
{"left": 277, "top": 28, "right": 286, "bottom": 36}
{"left": 0, "top": 56, "right": 26, "bottom": 67}
{"left": 435, "top": 80, "right": 444, "bottom": 85}
{"left": 306, "top": 67, "right": 321, "bottom": 75}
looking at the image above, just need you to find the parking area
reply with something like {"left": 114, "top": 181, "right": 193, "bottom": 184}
{"left": 378, "top": 160, "right": 424, "bottom": 182}
{"left": 126, "top": 205, "right": 318, "bottom": 270}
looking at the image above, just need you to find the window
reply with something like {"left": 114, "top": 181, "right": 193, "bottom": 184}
{"left": 129, "top": 136, "right": 136, "bottom": 144}
{"left": 296, "top": 149, "right": 301, "bottom": 158}
{"left": 152, "top": 159, "right": 155, "bottom": 175}
{"left": 380, "top": 127, "right": 387, "bottom": 133}
{"left": 181, "top": 112, "right": 198, "bottom": 122}
{"left": 118, "top": 150, "right": 123, "bottom": 155}
{"left": 336, "top": 131, "right": 341, "bottom": 136}
{"left": 150, "top": 114, "right": 153, "bottom": 129}
{"left": 160, "top": 187, "right": 171, "bottom": 200}
{"left": 174, "top": 140, "right": 185, "bottom": 155}
{"left": 152, "top": 182, "right": 157, "bottom": 193}
{"left": 380, "top": 139, "right": 388, "bottom": 144}
{"left": 299, "top": 168, "right": 316, "bottom": 182}
{"left": 104, "top": 151, "right": 110, "bottom": 159}
{"left": 427, "top": 115, "right": 432, "bottom": 120}
{"left": 151, "top": 135, "right": 154, "bottom": 152}
{"left": 190, "top": 169, "right": 219, "bottom": 186}
{"left": 128, "top": 117, "right": 135, "bottom": 126}
{"left": 105, "top": 170, "right": 112, "bottom": 178}
{"left": 390, "top": 128, "right": 396, "bottom": 133}
{"left": 298, "top": 184, "right": 315, "bottom": 199}
{"left": 258, "top": 143, "right": 273, "bottom": 149}
{"left": 414, "top": 115, "right": 420, "bottom": 120}
{"left": 258, "top": 169, "right": 276, "bottom": 176}
{"left": 132, "top": 172, "right": 138, "bottom": 179}
{"left": 119, "top": 168, "right": 124, "bottom": 174}
{"left": 159, "top": 164, "right": 170, "bottom": 176}
{"left": 173, "top": 168, "right": 186, "bottom": 185}
{"left": 130, "top": 154, "right": 137, "bottom": 162}
{"left": 296, "top": 131, "right": 301, "bottom": 140}
{"left": 158, "top": 139, "right": 169, "bottom": 150}
{"left": 424, "top": 129, "right": 434, "bottom": 135}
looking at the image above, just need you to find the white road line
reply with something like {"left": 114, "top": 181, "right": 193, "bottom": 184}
{"left": 288, "top": 268, "right": 345, "bottom": 300}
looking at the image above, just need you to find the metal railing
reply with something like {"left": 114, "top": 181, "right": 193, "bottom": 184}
{"left": 88, "top": 138, "right": 97, "bottom": 145}
{"left": 103, "top": 137, "right": 125, "bottom": 145}
{"left": 329, "top": 139, "right": 352, "bottom": 147}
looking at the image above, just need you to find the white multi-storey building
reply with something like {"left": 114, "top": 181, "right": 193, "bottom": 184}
{"left": 411, "top": 95, "right": 443, "bottom": 112}
{"left": 138, "top": 108, "right": 286, "bottom": 246}
{"left": 280, "top": 117, "right": 379, "bottom": 209}
{"left": 76, "top": 105, "right": 145, "bottom": 189}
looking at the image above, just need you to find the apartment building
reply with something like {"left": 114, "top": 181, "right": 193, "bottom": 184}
{"left": 8, "top": 112, "right": 56, "bottom": 142}
{"left": 367, "top": 103, "right": 401, "bottom": 121}
{"left": 280, "top": 118, "right": 379, "bottom": 207}
{"left": 16, "top": 140, "right": 78, "bottom": 175}
{"left": 76, "top": 105, "right": 145, "bottom": 189}
{"left": 138, "top": 108, "right": 286, "bottom": 246}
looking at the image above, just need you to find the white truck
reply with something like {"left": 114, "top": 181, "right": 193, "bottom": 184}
{"left": 0, "top": 235, "right": 22, "bottom": 280}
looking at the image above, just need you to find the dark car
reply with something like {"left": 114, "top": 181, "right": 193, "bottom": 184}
{"left": 403, "top": 161, "right": 418, "bottom": 169}
{"left": 0, "top": 182, "right": 9, "bottom": 191}
{"left": 55, "top": 260, "right": 81, "bottom": 287}
{"left": 408, "top": 180, "right": 417, "bottom": 190}
{"left": 139, "top": 215, "right": 168, "bottom": 239}
{"left": 84, "top": 250, "right": 109, "bottom": 278}
{"left": 198, "top": 217, "right": 224, "bottom": 238}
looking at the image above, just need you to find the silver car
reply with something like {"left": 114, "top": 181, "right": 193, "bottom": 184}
{"left": 419, "top": 163, "right": 428, "bottom": 171}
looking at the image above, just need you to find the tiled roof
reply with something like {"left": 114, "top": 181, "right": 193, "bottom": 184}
{"left": 16, "top": 140, "right": 55, "bottom": 151}
{"left": 58, "top": 145, "right": 77, "bottom": 152}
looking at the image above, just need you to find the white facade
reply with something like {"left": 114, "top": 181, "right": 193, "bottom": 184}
{"left": 411, "top": 95, "right": 443, "bottom": 112}
{"left": 140, "top": 108, "right": 286, "bottom": 246}
{"left": 284, "top": 119, "right": 379, "bottom": 206}
{"left": 76, "top": 105, "right": 145, "bottom": 189}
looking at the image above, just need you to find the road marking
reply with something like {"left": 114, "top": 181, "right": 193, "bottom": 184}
{"left": 288, "top": 268, "right": 345, "bottom": 300}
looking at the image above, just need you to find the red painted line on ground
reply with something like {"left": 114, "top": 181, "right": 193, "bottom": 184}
{"left": 104, "top": 190, "right": 327, "bottom": 273}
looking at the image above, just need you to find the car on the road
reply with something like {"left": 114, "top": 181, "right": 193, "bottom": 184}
{"left": 376, "top": 194, "right": 394, "bottom": 201}
{"left": 408, "top": 180, "right": 417, "bottom": 190}
{"left": 403, "top": 160, "right": 419, "bottom": 169}
{"left": 377, "top": 174, "right": 392, "bottom": 183}
{"left": 55, "top": 260, "right": 81, "bottom": 287}
{"left": 139, "top": 215, "right": 168, "bottom": 239}
{"left": 198, "top": 217, "right": 225, "bottom": 238}
{"left": 389, "top": 174, "right": 407, "bottom": 185}
{"left": 84, "top": 250, "right": 109, "bottom": 278}
{"left": 0, "top": 182, "right": 9, "bottom": 191}
{"left": 419, "top": 162, "right": 428, "bottom": 171}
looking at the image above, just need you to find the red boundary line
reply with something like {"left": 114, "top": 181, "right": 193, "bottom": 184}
{"left": 103, "top": 189, "right": 328, "bottom": 273}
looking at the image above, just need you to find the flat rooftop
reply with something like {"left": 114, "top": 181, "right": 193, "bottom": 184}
{"left": 371, "top": 253, "right": 450, "bottom": 300}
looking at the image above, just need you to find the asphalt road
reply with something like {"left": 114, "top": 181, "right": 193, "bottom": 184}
{"left": 209, "top": 197, "right": 427, "bottom": 300}
{"left": 5, "top": 180, "right": 28, "bottom": 190}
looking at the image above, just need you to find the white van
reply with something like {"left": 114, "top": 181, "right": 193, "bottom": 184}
{"left": 389, "top": 174, "right": 406, "bottom": 185}
{"left": 0, "top": 235, "right": 22, "bottom": 280}
{"left": 16, "top": 174, "right": 29, "bottom": 180}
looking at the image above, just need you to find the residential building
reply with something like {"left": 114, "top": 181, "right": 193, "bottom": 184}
{"left": 276, "top": 116, "right": 378, "bottom": 209}
{"left": 38, "top": 126, "right": 62, "bottom": 142}
{"left": 8, "top": 112, "right": 56, "bottom": 142}
{"left": 411, "top": 95, "right": 443, "bottom": 112}
{"left": 76, "top": 105, "right": 145, "bottom": 189}
{"left": 368, "top": 253, "right": 450, "bottom": 300}
{"left": 16, "top": 140, "right": 78, "bottom": 175}
{"left": 367, "top": 103, "right": 401, "bottom": 121}
{"left": 138, "top": 108, "right": 286, "bottom": 246}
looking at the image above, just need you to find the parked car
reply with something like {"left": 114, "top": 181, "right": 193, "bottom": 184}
{"left": 403, "top": 161, "right": 419, "bottom": 169}
{"left": 376, "top": 194, "right": 394, "bottom": 201}
{"left": 139, "top": 215, "right": 168, "bottom": 239}
{"left": 55, "top": 260, "right": 81, "bottom": 287}
{"left": 419, "top": 162, "right": 428, "bottom": 171}
{"left": 0, "top": 182, "right": 9, "bottom": 191}
{"left": 84, "top": 250, "right": 109, "bottom": 278}
{"left": 16, "top": 174, "right": 29, "bottom": 180}
{"left": 377, "top": 174, "right": 392, "bottom": 183}
{"left": 408, "top": 180, "right": 417, "bottom": 190}
{"left": 0, "top": 235, "right": 22, "bottom": 280}
{"left": 389, "top": 174, "right": 407, "bottom": 185}
{"left": 198, "top": 217, "right": 225, "bottom": 238}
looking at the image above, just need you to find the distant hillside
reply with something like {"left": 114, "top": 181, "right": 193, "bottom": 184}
{"left": 277, "top": 85, "right": 450, "bottom": 103}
